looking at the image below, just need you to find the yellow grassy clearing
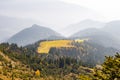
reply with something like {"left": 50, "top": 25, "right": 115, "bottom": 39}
{"left": 74, "top": 39, "right": 89, "bottom": 43}
{"left": 75, "top": 39, "right": 84, "bottom": 43}
{"left": 37, "top": 40, "right": 74, "bottom": 54}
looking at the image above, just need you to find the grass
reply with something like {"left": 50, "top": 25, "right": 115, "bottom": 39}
{"left": 37, "top": 40, "right": 75, "bottom": 53}
{"left": 74, "top": 39, "right": 88, "bottom": 43}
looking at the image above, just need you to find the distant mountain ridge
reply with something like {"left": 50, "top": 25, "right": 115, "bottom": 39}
{"left": 7, "top": 19, "right": 120, "bottom": 48}
{"left": 71, "top": 28, "right": 120, "bottom": 49}
{"left": 62, "top": 19, "right": 105, "bottom": 36}
{"left": 0, "top": 15, "right": 48, "bottom": 42}
{"left": 8, "top": 24, "right": 63, "bottom": 46}
{"left": 71, "top": 28, "right": 106, "bottom": 37}
{"left": 102, "top": 20, "right": 120, "bottom": 39}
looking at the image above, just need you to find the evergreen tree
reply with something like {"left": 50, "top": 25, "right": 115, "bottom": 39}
{"left": 94, "top": 53, "right": 120, "bottom": 80}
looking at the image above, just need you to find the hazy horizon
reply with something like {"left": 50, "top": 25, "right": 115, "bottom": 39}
{"left": 1, "top": 0, "right": 120, "bottom": 41}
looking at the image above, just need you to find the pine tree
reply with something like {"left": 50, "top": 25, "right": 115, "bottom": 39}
{"left": 94, "top": 53, "right": 120, "bottom": 80}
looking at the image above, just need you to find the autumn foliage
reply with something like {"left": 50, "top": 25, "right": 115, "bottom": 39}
{"left": 35, "top": 69, "right": 40, "bottom": 77}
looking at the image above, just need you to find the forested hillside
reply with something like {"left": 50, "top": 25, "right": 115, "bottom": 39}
{"left": 36, "top": 39, "right": 118, "bottom": 67}
{"left": 0, "top": 41, "right": 120, "bottom": 80}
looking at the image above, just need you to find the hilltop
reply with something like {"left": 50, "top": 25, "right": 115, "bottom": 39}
{"left": 8, "top": 24, "right": 63, "bottom": 46}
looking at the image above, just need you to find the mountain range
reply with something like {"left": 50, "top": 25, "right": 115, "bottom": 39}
{"left": 4, "top": 19, "right": 120, "bottom": 50}
{"left": 0, "top": 0, "right": 104, "bottom": 42}
{"left": 69, "top": 20, "right": 120, "bottom": 49}
{"left": 71, "top": 28, "right": 120, "bottom": 49}
{"left": 62, "top": 19, "right": 105, "bottom": 36}
{"left": 8, "top": 24, "right": 63, "bottom": 46}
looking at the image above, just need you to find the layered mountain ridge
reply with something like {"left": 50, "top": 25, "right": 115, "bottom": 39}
{"left": 6, "top": 19, "right": 120, "bottom": 50}
{"left": 8, "top": 24, "right": 64, "bottom": 46}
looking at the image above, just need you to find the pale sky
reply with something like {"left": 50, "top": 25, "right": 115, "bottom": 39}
{"left": 62, "top": 0, "right": 120, "bottom": 21}
{"left": 0, "top": 0, "right": 105, "bottom": 28}
{"left": 1, "top": 0, "right": 120, "bottom": 24}
{"left": 0, "top": 0, "right": 120, "bottom": 26}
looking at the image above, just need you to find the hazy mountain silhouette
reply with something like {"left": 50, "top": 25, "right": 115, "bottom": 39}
{"left": 71, "top": 28, "right": 120, "bottom": 49}
{"left": 7, "top": 24, "right": 63, "bottom": 46}
{"left": 62, "top": 19, "right": 105, "bottom": 36}
{"left": 0, "top": 15, "right": 44, "bottom": 42}
{"left": 102, "top": 20, "right": 120, "bottom": 39}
